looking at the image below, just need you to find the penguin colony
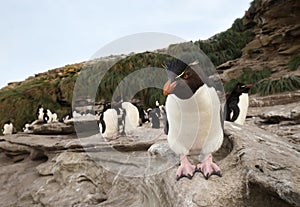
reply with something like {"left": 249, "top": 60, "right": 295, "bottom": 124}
{"left": 0, "top": 101, "right": 161, "bottom": 136}
{"left": 1, "top": 104, "right": 62, "bottom": 135}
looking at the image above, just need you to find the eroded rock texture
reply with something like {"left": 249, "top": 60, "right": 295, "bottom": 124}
{"left": 0, "top": 121, "right": 299, "bottom": 207}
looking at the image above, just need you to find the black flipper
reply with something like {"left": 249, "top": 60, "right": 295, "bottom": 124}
{"left": 228, "top": 100, "right": 240, "bottom": 122}
{"left": 99, "top": 113, "right": 106, "bottom": 133}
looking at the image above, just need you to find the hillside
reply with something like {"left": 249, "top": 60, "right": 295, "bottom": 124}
{"left": 1, "top": 0, "right": 300, "bottom": 132}
{"left": 219, "top": 0, "right": 300, "bottom": 92}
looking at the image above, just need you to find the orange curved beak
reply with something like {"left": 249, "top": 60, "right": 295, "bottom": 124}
{"left": 163, "top": 80, "right": 177, "bottom": 96}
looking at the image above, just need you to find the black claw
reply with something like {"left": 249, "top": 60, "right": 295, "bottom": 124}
{"left": 212, "top": 171, "right": 222, "bottom": 177}
{"left": 176, "top": 173, "right": 193, "bottom": 181}
{"left": 204, "top": 173, "right": 209, "bottom": 180}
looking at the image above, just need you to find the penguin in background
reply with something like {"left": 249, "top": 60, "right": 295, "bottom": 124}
{"left": 133, "top": 104, "right": 149, "bottom": 126}
{"left": 73, "top": 110, "right": 82, "bottom": 118}
{"left": 23, "top": 123, "right": 31, "bottom": 133}
{"left": 121, "top": 102, "right": 139, "bottom": 134}
{"left": 99, "top": 102, "right": 119, "bottom": 139}
{"left": 51, "top": 113, "right": 58, "bottom": 122}
{"left": 43, "top": 109, "right": 49, "bottom": 123}
{"left": 63, "top": 112, "right": 73, "bottom": 123}
{"left": 3, "top": 120, "right": 13, "bottom": 135}
{"left": 99, "top": 110, "right": 119, "bottom": 138}
{"left": 148, "top": 108, "right": 160, "bottom": 129}
{"left": 225, "top": 82, "right": 253, "bottom": 125}
{"left": 163, "top": 58, "right": 224, "bottom": 180}
{"left": 37, "top": 104, "right": 44, "bottom": 121}
{"left": 155, "top": 100, "right": 161, "bottom": 118}
{"left": 47, "top": 109, "right": 53, "bottom": 123}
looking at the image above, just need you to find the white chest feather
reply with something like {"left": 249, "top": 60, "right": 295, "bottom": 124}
{"left": 235, "top": 93, "right": 249, "bottom": 125}
{"left": 166, "top": 84, "right": 223, "bottom": 156}
{"left": 121, "top": 102, "right": 139, "bottom": 134}
{"left": 3, "top": 123, "right": 13, "bottom": 135}
{"left": 38, "top": 108, "right": 44, "bottom": 121}
{"left": 101, "top": 109, "right": 118, "bottom": 137}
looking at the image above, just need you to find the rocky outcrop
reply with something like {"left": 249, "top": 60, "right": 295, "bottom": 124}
{"left": 0, "top": 122, "right": 299, "bottom": 207}
{"left": 220, "top": 0, "right": 300, "bottom": 82}
{"left": 248, "top": 102, "right": 300, "bottom": 123}
{"left": 247, "top": 102, "right": 300, "bottom": 145}
{"left": 28, "top": 122, "right": 75, "bottom": 135}
{"left": 249, "top": 90, "right": 300, "bottom": 107}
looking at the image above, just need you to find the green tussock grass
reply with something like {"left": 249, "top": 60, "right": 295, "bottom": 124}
{"left": 194, "top": 18, "right": 255, "bottom": 66}
{"left": 252, "top": 76, "right": 300, "bottom": 96}
{"left": 224, "top": 68, "right": 272, "bottom": 92}
{"left": 288, "top": 56, "right": 300, "bottom": 71}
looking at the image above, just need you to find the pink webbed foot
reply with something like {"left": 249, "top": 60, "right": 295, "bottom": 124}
{"left": 196, "top": 154, "right": 222, "bottom": 180}
{"left": 176, "top": 155, "right": 196, "bottom": 181}
{"left": 104, "top": 135, "right": 120, "bottom": 142}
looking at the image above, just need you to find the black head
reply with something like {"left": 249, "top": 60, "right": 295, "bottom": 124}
{"left": 5, "top": 120, "right": 11, "bottom": 124}
{"left": 232, "top": 82, "right": 253, "bottom": 94}
{"left": 163, "top": 59, "right": 203, "bottom": 99}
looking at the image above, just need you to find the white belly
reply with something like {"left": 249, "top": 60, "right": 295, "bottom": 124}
{"left": 3, "top": 124, "right": 13, "bottom": 135}
{"left": 122, "top": 102, "right": 139, "bottom": 134}
{"left": 235, "top": 93, "right": 249, "bottom": 125}
{"left": 101, "top": 109, "right": 118, "bottom": 137}
{"left": 166, "top": 84, "right": 223, "bottom": 156}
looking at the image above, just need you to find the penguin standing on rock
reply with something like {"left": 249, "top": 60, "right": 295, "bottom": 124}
{"left": 43, "top": 109, "right": 49, "bottom": 123}
{"left": 3, "top": 120, "right": 13, "bottom": 135}
{"left": 99, "top": 109, "right": 119, "bottom": 139}
{"left": 225, "top": 82, "right": 253, "bottom": 125}
{"left": 163, "top": 58, "right": 224, "bottom": 181}
{"left": 47, "top": 109, "right": 53, "bottom": 123}
{"left": 121, "top": 102, "right": 139, "bottom": 134}
{"left": 37, "top": 104, "right": 44, "bottom": 121}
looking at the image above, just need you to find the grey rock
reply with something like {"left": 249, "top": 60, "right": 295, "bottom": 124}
{"left": 248, "top": 102, "right": 300, "bottom": 123}
{"left": 0, "top": 123, "right": 299, "bottom": 206}
{"left": 249, "top": 91, "right": 300, "bottom": 107}
{"left": 148, "top": 140, "right": 170, "bottom": 156}
{"left": 291, "top": 105, "right": 300, "bottom": 123}
{"left": 29, "top": 122, "right": 75, "bottom": 135}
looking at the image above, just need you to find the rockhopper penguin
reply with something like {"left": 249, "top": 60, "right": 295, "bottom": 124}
{"left": 225, "top": 82, "right": 253, "bottom": 125}
{"left": 163, "top": 58, "right": 224, "bottom": 180}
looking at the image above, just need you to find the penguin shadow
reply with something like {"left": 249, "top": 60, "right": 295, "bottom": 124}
{"left": 212, "top": 134, "right": 233, "bottom": 162}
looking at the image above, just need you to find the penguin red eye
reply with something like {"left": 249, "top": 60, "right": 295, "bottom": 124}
{"left": 183, "top": 72, "right": 190, "bottom": 79}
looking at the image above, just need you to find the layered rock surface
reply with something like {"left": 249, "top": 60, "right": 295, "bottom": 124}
{"left": 0, "top": 120, "right": 299, "bottom": 206}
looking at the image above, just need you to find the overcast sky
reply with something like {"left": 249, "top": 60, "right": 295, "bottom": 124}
{"left": 0, "top": 0, "right": 252, "bottom": 89}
